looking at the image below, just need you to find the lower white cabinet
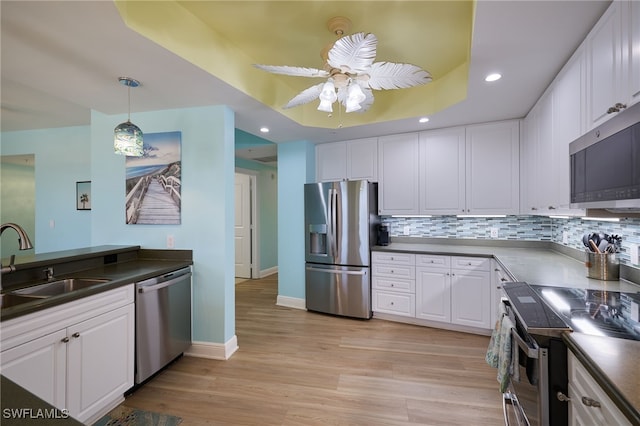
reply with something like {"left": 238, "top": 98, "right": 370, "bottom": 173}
{"left": 491, "top": 260, "right": 514, "bottom": 326}
{"left": 568, "top": 352, "right": 632, "bottom": 426}
{"left": 373, "top": 251, "right": 493, "bottom": 332}
{"left": 372, "top": 252, "right": 416, "bottom": 317}
{"left": 1, "top": 285, "right": 135, "bottom": 424}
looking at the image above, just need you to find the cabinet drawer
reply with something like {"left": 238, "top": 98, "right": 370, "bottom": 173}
{"left": 372, "top": 251, "right": 415, "bottom": 266}
{"left": 451, "top": 256, "right": 491, "bottom": 271}
{"left": 373, "top": 291, "right": 415, "bottom": 317}
{"left": 372, "top": 264, "right": 416, "bottom": 280}
{"left": 372, "top": 277, "right": 415, "bottom": 293}
{"left": 416, "top": 255, "right": 450, "bottom": 268}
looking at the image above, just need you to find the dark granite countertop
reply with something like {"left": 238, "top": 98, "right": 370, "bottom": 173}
{"left": 0, "top": 376, "right": 82, "bottom": 425}
{"left": 1, "top": 246, "right": 192, "bottom": 321}
{"left": 563, "top": 333, "right": 640, "bottom": 425}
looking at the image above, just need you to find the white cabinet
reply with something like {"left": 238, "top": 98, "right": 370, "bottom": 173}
{"left": 316, "top": 138, "right": 378, "bottom": 182}
{"left": 521, "top": 48, "right": 586, "bottom": 215}
{"left": 568, "top": 352, "right": 632, "bottom": 426}
{"left": 372, "top": 252, "right": 416, "bottom": 317}
{"left": 1, "top": 329, "right": 67, "bottom": 409}
{"left": 465, "top": 121, "right": 520, "bottom": 215}
{"left": 419, "top": 127, "right": 466, "bottom": 215}
{"left": 416, "top": 255, "right": 491, "bottom": 329}
{"left": 490, "top": 260, "right": 514, "bottom": 326}
{"left": 416, "top": 262, "right": 451, "bottom": 322}
{"left": 1, "top": 285, "right": 135, "bottom": 424}
{"left": 585, "top": 0, "right": 639, "bottom": 129}
{"left": 378, "top": 133, "right": 420, "bottom": 215}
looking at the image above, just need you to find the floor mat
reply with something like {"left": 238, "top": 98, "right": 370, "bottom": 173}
{"left": 92, "top": 406, "right": 181, "bottom": 426}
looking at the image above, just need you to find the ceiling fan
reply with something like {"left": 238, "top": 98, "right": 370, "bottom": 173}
{"left": 254, "top": 17, "right": 432, "bottom": 114}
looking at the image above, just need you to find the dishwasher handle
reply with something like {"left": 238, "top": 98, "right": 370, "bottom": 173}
{"left": 137, "top": 269, "right": 192, "bottom": 294}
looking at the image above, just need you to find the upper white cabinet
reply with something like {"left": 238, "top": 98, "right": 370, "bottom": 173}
{"left": 585, "top": 0, "right": 640, "bottom": 130}
{"left": 316, "top": 138, "right": 378, "bottom": 182}
{"left": 465, "top": 121, "right": 520, "bottom": 215}
{"left": 378, "top": 133, "right": 420, "bottom": 215}
{"left": 419, "top": 127, "right": 466, "bottom": 215}
{"left": 522, "top": 47, "right": 587, "bottom": 215}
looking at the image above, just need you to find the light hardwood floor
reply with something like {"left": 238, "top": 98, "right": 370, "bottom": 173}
{"left": 121, "top": 275, "right": 504, "bottom": 425}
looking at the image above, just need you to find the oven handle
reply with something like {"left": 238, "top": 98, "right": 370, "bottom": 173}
{"left": 511, "top": 328, "right": 539, "bottom": 359}
{"left": 503, "top": 391, "right": 531, "bottom": 426}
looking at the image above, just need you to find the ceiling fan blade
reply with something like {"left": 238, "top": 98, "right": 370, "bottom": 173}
{"left": 327, "top": 32, "right": 377, "bottom": 74}
{"left": 365, "top": 62, "right": 432, "bottom": 90}
{"left": 283, "top": 82, "right": 325, "bottom": 109}
{"left": 254, "top": 64, "right": 329, "bottom": 78}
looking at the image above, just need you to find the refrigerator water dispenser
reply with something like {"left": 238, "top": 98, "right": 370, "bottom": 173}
{"left": 309, "top": 224, "right": 328, "bottom": 255}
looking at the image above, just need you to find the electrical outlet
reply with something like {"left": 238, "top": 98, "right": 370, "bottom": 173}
{"left": 630, "top": 244, "right": 640, "bottom": 265}
{"left": 562, "top": 231, "right": 569, "bottom": 245}
{"left": 403, "top": 226, "right": 410, "bottom": 235}
{"left": 167, "top": 235, "right": 175, "bottom": 249}
{"left": 490, "top": 227, "right": 499, "bottom": 238}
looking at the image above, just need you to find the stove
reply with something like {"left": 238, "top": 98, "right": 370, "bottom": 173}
{"left": 530, "top": 285, "right": 640, "bottom": 341}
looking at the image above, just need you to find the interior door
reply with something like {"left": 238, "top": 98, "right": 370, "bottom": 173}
{"left": 235, "top": 173, "right": 252, "bottom": 278}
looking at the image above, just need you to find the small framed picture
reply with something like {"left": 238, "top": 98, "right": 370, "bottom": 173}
{"left": 76, "top": 181, "right": 91, "bottom": 210}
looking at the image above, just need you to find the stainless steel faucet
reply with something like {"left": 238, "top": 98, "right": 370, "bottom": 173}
{"left": 1, "top": 222, "right": 34, "bottom": 275}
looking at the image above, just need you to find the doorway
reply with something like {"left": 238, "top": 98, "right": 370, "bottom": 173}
{"left": 235, "top": 172, "right": 257, "bottom": 279}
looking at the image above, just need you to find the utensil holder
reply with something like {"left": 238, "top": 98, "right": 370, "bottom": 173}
{"left": 585, "top": 251, "right": 619, "bottom": 281}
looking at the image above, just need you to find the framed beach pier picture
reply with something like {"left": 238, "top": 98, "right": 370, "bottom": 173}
{"left": 125, "top": 131, "right": 182, "bottom": 224}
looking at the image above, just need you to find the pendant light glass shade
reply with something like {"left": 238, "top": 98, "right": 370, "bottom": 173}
{"left": 114, "top": 77, "right": 144, "bottom": 156}
{"left": 114, "top": 120, "right": 143, "bottom": 156}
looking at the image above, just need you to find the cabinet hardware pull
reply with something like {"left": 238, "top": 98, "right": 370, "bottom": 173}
{"left": 581, "top": 396, "right": 601, "bottom": 408}
{"left": 607, "top": 102, "right": 627, "bottom": 114}
{"left": 556, "top": 392, "right": 571, "bottom": 402}
{"left": 548, "top": 206, "right": 556, "bottom": 210}
{"left": 72, "top": 332, "right": 80, "bottom": 338}
{"left": 61, "top": 337, "right": 70, "bottom": 343}
{"left": 501, "top": 278, "right": 507, "bottom": 282}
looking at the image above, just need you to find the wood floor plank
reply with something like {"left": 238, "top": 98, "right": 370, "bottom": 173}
{"left": 119, "top": 274, "right": 503, "bottom": 424}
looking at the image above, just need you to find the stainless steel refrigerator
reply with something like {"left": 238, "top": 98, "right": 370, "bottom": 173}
{"left": 304, "top": 180, "right": 379, "bottom": 319}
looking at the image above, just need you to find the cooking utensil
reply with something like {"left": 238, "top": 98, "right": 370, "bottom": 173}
{"left": 589, "top": 239, "right": 601, "bottom": 253}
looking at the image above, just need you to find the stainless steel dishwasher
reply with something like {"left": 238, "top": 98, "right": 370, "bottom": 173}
{"left": 135, "top": 266, "right": 192, "bottom": 384}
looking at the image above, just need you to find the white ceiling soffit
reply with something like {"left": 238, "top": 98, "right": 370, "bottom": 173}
{"left": 0, "top": 1, "right": 610, "bottom": 144}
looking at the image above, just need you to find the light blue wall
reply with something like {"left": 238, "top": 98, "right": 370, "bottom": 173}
{"left": 90, "top": 106, "right": 236, "bottom": 343}
{"left": 1, "top": 126, "right": 92, "bottom": 254}
{"left": 276, "top": 140, "right": 315, "bottom": 299}
{"left": 0, "top": 160, "right": 35, "bottom": 256}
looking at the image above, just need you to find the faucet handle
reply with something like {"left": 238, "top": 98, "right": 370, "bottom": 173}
{"left": 44, "top": 267, "right": 54, "bottom": 281}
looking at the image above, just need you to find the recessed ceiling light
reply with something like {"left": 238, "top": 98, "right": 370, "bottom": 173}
{"left": 259, "top": 127, "right": 269, "bottom": 133}
{"left": 485, "top": 73, "right": 502, "bottom": 82}
{"left": 419, "top": 117, "right": 429, "bottom": 123}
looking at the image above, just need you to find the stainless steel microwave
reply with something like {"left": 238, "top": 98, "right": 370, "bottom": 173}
{"left": 570, "top": 102, "right": 640, "bottom": 210}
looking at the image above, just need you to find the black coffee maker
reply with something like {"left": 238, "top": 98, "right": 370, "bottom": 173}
{"left": 377, "top": 224, "right": 390, "bottom": 246}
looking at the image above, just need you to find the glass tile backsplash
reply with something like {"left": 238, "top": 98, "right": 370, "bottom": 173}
{"left": 381, "top": 215, "right": 640, "bottom": 267}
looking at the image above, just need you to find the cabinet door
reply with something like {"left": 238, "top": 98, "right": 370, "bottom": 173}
{"left": 1, "top": 329, "right": 67, "bottom": 410}
{"left": 536, "top": 92, "right": 555, "bottom": 212}
{"left": 67, "top": 304, "right": 134, "bottom": 423}
{"left": 419, "top": 127, "right": 466, "bottom": 214}
{"left": 451, "top": 269, "right": 491, "bottom": 329}
{"left": 629, "top": 0, "right": 640, "bottom": 107}
{"left": 416, "top": 267, "right": 451, "bottom": 322}
{"left": 552, "top": 49, "right": 585, "bottom": 210}
{"left": 521, "top": 106, "right": 540, "bottom": 214}
{"left": 378, "top": 133, "right": 420, "bottom": 215}
{"left": 585, "top": 1, "right": 625, "bottom": 129}
{"left": 347, "top": 138, "right": 378, "bottom": 181}
{"left": 465, "top": 121, "right": 520, "bottom": 215}
{"left": 316, "top": 142, "right": 347, "bottom": 182}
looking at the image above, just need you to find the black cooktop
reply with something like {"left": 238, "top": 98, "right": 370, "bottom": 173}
{"left": 530, "top": 285, "right": 640, "bottom": 341}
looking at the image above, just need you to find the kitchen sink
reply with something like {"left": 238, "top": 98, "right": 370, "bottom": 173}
{"left": 10, "top": 278, "right": 110, "bottom": 297}
{"left": 0, "top": 293, "right": 47, "bottom": 309}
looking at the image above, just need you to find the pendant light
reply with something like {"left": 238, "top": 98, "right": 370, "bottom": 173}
{"left": 114, "top": 77, "right": 143, "bottom": 156}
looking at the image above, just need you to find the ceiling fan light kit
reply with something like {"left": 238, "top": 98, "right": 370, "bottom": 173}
{"left": 254, "top": 17, "right": 431, "bottom": 116}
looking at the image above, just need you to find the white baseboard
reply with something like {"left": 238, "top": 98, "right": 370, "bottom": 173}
{"left": 276, "top": 295, "right": 306, "bottom": 310}
{"left": 185, "top": 335, "right": 239, "bottom": 360}
{"left": 258, "top": 266, "right": 278, "bottom": 278}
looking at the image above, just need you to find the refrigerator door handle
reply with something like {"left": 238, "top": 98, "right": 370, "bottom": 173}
{"left": 305, "top": 266, "right": 367, "bottom": 276}
{"left": 330, "top": 188, "right": 338, "bottom": 256}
